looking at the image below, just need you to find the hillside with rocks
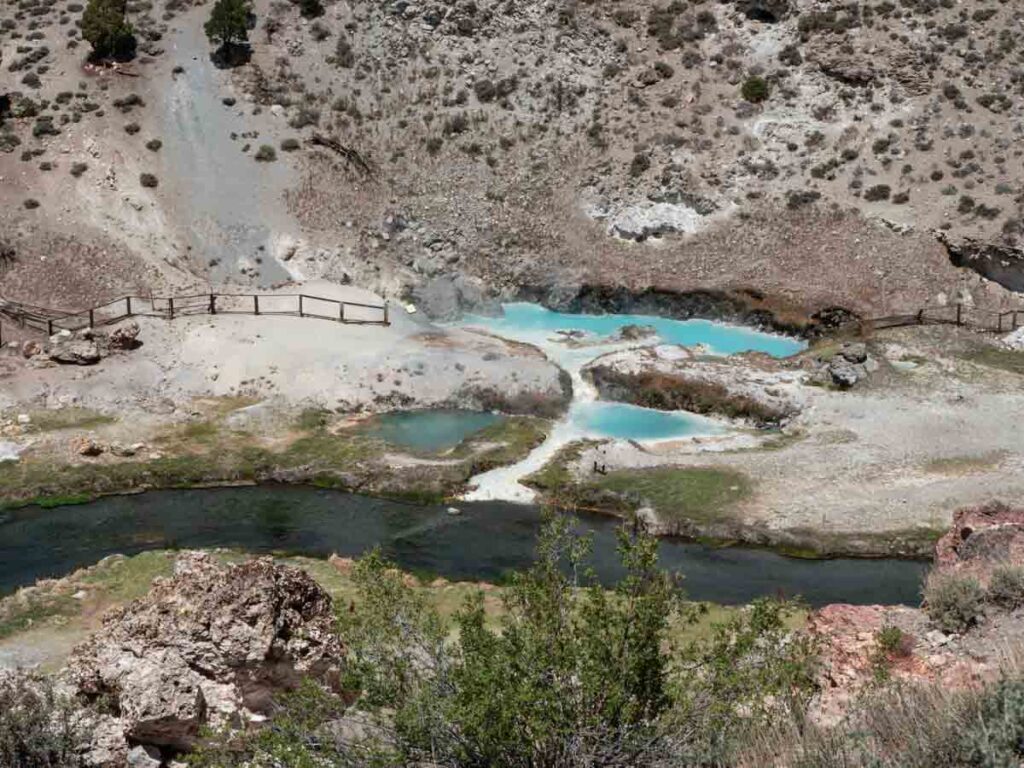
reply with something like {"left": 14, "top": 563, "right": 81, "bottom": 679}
{"left": 2, "top": 0, "right": 1024, "bottom": 320}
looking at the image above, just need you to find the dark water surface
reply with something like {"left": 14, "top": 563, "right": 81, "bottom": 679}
{"left": 0, "top": 485, "right": 928, "bottom": 606}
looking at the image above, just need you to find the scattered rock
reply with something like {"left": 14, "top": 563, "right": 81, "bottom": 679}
{"left": 109, "top": 321, "right": 141, "bottom": 350}
{"left": 72, "top": 436, "right": 104, "bottom": 457}
{"left": 823, "top": 342, "right": 875, "bottom": 389}
{"left": 614, "top": 324, "right": 657, "bottom": 341}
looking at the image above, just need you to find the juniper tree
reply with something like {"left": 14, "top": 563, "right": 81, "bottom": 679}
{"left": 81, "top": 0, "right": 135, "bottom": 60}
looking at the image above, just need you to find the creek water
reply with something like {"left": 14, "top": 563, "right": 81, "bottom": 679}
{"left": 454, "top": 304, "right": 805, "bottom": 502}
{"left": 0, "top": 486, "right": 926, "bottom": 606}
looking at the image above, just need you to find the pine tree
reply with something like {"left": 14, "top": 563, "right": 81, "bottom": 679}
{"left": 81, "top": 0, "right": 135, "bottom": 60}
{"left": 204, "top": 0, "right": 250, "bottom": 49}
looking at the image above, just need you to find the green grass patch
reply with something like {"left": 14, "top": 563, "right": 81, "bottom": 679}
{"left": 0, "top": 592, "right": 79, "bottom": 640}
{"left": 966, "top": 347, "right": 1024, "bottom": 375}
{"left": 590, "top": 466, "right": 752, "bottom": 525}
{"left": 33, "top": 494, "right": 96, "bottom": 509}
{"left": 23, "top": 408, "right": 115, "bottom": 432}
{"left": 925, "top": 451, "right": 1007, "bottom": 476}
{"left": 523, "top": 440, "right": 598, "bottom": 495}
{"left": 0, "top": 551, "right": 177, "bottom": 641}
{"left": 453, "top": 416, "right": 549, "bottom": 469}
{"left": 295, "top": 407, "right": 332, "bottom": 431}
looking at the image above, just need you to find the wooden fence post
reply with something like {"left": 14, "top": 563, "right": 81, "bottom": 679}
{"left": 126, "top": 296, "right": 132, "bottom": 317}
{"left": 47, "top": 319, "right": 53, "bottom": 336}
{"left": 339, "top": 302, "right": 345, "bottom": 322}
{"left": 169, "top": 298, "right": 176, "bottom": 320}
{"left": 956, "top": 304, "right": 962, "bottom": 326}
{"left": 89, "top": 309, "right": 95, "bottom": 328}
{"left": 298, "top": 295, "right": 304, "bottom": 318}
{"left": 254, "top": 295, "right": 260, "bottom": 316}
{"left": 916, "top": 309, "right": 923, "bottom": 325}
{"left": 383, "top": 302, "right": 389, "bottom": 325}
{"left": 209, "top": 294, "right": 216, "bottom": 315}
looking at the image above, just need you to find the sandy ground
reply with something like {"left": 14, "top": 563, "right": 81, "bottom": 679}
{"left": 0, "top": 280, "right": 565, "bottom": 416}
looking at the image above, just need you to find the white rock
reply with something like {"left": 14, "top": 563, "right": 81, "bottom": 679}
{"left": 127, "top": 744, "right": 162, "bottom": 768}
{"left": 608, "top": 203, "right": 704, "bottom": 241}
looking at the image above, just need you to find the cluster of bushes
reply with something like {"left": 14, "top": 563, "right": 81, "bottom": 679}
{"left": 10, "top": 523, "right": 1024, "bottom": 767}
{"left": 924, "top": 565, "right": 1024, "bottom": 633}
{"left": 185, "top": 519, "right": 817, "bottom": 767}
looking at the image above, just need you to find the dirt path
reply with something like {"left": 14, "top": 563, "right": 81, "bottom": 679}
{"left": 157, "top": 12, "right": 294, "bottom": 285}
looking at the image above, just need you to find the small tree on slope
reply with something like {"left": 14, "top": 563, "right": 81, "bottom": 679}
{"left": 81, "top": 0, "right": 135, "bottom": 60}
{"left": 204, "top": 0, "right": 250, "bottom": 50}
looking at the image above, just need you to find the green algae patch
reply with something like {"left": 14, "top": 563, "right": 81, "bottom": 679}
{"left": 522, "top": 440, "right": 600, "bottom": 497}
{"left": 590, "top": 466, "right": 752, "bottom": 525}
{"left": 0, "top": 551, "right": 177, "bottom": 642}
{"left": 21, "top": 408, "right": 116, "bottom": 433}
{"left": 966, "top": 347, "right": 1024, "bottom": 376}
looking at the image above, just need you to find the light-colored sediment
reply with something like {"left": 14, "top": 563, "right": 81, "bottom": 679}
{"left": 541, "top": 324, "right": 1024, "bottom": 554}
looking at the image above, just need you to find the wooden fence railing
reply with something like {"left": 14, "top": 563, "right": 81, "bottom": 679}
{"left": 850, "top": 304, "right": 1023, "bottom": 334}
{"left": 0, "top": 292, "right": 389, "bottom": 344}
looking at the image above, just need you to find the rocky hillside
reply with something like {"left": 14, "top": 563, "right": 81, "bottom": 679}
{"left": 2, "top": 0, "right": 1024, "bottom": 319}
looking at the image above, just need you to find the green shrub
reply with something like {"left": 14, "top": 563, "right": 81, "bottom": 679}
{"left": 70, "top": 161, "right": 88, "bottom": 176}
{"left": 864, "top": 184, "right": 891, "bottom": 201}
{"left": 81, "top": 0, "right": 135, "bottom": 60}
{"left": 254, "top": 144, "right": 276, "bottom": 162}
{"left": 876, "top": 624, "right": 912, "bottom": 656}
{"left": 924, "top": 572, "right": 984, "bottom": 633}
{"left": 294, "top": 0, "right": 322, "bottom": 18}
{"left": 280, "top": 137, "right": 300, "bottom": 152}
{"left": 139, "top": 172, "right": 158, "bottom": 187}
{"left": 963, "top": 678, "right": 1024, "bottom": 766}
{"left": 0, "top": 672, "right": 83, "bottom": 767}
{"left": 988, "top": 565, "right": 1024, "bottom": 608}
{"left": 204, "top": 0, "right": 249, "bottom": 48}
{"left": 741, "top": 76, "right": 770, "bottom": 103}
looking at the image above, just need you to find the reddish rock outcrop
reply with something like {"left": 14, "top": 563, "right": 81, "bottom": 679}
{"left": 934, "top": 501, "right": 1024, "bottom": 581}
{"left": 809, "top": 502, "right": 1024, "bottom": 724}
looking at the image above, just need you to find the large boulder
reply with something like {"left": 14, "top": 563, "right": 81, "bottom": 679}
{"left": 108, "top": 321, "right": 141, "bottom": 350}
{"left": 66, "top": 553, "right": 344, "bottom": 759}
{"left": 47, "top": 337, "right": 101, "bottom": 365}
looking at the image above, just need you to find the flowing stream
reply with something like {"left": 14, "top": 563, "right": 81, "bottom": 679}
{"left": 454, "top": 304, "right": 805, "bottom": 501}
{"left": 0, "top": 486, "right": 926, "bottom": 606}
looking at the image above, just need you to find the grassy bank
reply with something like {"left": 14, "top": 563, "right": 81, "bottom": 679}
{"left": 524, "top": 441, "right": 938, "bottom": 558}
{"left": 0, "top": 411, "right": 550, "bottom": 510}
{"left": 0, "top": 549, "right": 806, "bottom": 669}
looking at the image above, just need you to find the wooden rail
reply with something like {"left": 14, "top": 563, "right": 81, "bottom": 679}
{"left": 0, "top": 292, "right": 389, "bottom": 344}
{"left": 845, "top": 304, "right": 1023, "bottom": 335}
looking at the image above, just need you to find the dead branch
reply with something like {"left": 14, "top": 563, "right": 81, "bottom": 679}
{"left": 308, "top": 133, "right": 375, "bottom": 179}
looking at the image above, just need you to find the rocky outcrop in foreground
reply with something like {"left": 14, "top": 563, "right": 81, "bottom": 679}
{"left": 65, "top": 552, "right": 344, "bottom": 766}
{"left": 810, "top": 502, "right": 1024, "bottom": 725}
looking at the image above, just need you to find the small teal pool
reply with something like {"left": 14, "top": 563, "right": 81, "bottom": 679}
{"left": 360, "top": 409, "right": 502, "bottom": 452}
{"left": 463, "top": 303, "right": 804, "bottom": 358}
{"left": 575, "top": 402, "right": 720, "bottom": 441}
